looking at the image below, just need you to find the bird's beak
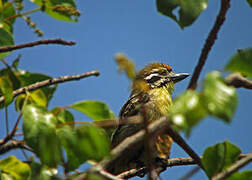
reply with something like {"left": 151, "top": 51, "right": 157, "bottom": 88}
{"left": 170, "top": 73, "right": 189, "bottom": 83}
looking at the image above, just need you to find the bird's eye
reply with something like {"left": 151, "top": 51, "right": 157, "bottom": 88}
{"left": 160, "top": 70, "right": 168, "bottom": 76}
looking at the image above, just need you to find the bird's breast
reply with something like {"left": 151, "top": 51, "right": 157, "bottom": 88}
{"left": 146, "top": 87, "right": 173, "bottom": 120}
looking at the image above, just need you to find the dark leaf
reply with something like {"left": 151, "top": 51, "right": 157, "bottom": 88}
{"left": 0, "top": 28, "right": 14, "bottom": 59}
{"left": 202, "top": 141, "right": 241, "bottom": 178}
{"left": 156, "top": 0, "right": 208, "bottom": 29}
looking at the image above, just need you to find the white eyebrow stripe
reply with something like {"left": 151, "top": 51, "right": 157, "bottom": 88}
{"left": 144, "top": 73, "right": 159, "bottom": 80}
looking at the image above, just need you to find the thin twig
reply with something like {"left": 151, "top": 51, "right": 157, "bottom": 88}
{"left": 0, "top": 70, "right": 100, "bottom": 105}
{"left": 179, "top": 167, "right": 200, "bottom": 180}
{"left": 4, "top": 7, "right": 41, "bottom": 21}
{"left": 5, "top": 107, "right": 9, "bottom": 135}
{"left": 225, "top": 73, "right": 252, "bottom": 89}
{"left": 166, "top": 125, "right": 203, "bottom": 169}
{"left": 187, "top": 0, "right": 231, "bottom": 90}
{"left": 0, "top": 38, "right": 76, "bottom": 53}
{"left": 0, "top": 113, "right": 23, "bottom": 145}
{"left": 212, "top": 153, "right": 252, "bottom": 180}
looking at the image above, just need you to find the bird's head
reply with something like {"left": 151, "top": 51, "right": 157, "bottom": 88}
{"left": 131, "top": 63, "right": 189, "bottom": 94}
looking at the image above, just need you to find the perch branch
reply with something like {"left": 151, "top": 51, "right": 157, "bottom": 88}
{"left": 118, "top": 154, "right": 249, "bottom": 179}
{"left": 0, "top": 70, "right": 99, "bottom": 105}
{"left": 187, "top": 0, "right": 231, "bottom": 90}
{"left": 0, "top": 38, "right": 75, "bottom": 53}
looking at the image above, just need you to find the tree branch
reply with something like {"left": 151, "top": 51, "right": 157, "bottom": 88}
{"left": 0, "top": 70, "right": 100, "bottom": 105}
{"left": 212, "top": 153, "right": 252, "bottom": 180}
{"left": 225, "top": 73, "right": 252, "bottom": 89}
{"left": 0, "top": 140, "right": 31, "bottom": 155}
{"left": 187, "top": 0, "right": 231, "bottom": 90}
{"left": 0, "top": 38, "right": 75, "bottom": 53}
{"left": 0, "top": 113, "right": 23, "bottom": 145}
{"left": 117, "top": 154, "right": 249, "bottom": 179}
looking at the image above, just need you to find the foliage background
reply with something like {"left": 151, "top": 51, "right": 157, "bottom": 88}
{"left": 1, "top": 0, "right": 252, "bottom": 179}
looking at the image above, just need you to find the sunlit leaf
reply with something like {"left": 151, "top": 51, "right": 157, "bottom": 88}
{"left": 201, "top": 71, "right": 237, "bottom": 123}
{"left": 23, "top": 104, "right": 62, "bottom": 167}
{"left": 228, "top": 170, "right": 252, "bottom": 180}
{"left": 32, "top": 0, "right": 80, "bottom": 22}
{"left": 156, "top": 0, "right": 208, "bottom": 29}
{"left": 0, "top": 28, "right": 14, "bottom": 59}
{"left": 170, "top": 90, "right": 207, "bottom": 136}
{"left": 15, "top": 89, "right": 47, "bottom": 111}
{"left": 115, "top": 53, "right": 136, "bottom": 80}
{"left": 202, "top": 141, "right": 241, "bottom": 178}
{"left": 0, "top": 156, "right": 31, "bottom": 180}
{"left": 0, "top": 74, "right": 13, "bottom": 106}
{"left": 225, "top": 48, "right": 252, "bottom": 78}
{"left": 70, "top": 100, "right": 116, "bottom": 121}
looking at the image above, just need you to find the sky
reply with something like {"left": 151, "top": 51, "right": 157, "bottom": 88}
{"left": 1, "top": 0, "right": 252, "bottom": 179}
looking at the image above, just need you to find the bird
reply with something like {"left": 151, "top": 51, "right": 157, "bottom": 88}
{"left": 107, "top": 62, "right": 189, "bottom": 175}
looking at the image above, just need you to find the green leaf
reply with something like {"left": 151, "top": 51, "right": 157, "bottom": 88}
{"left": 202, "top": 141, "right": 241, "bottom": 178}
{"left": 247, "top": 0, "right": 252, "bottom": 8}
{"left": 0, "top": 74, "right": 13, "bottom": 106}
{"left": 228, "top": 170, "right": 252, "bottom": 180}
{"left": 0, "top": 156, "right": 31, "bottom": 180}
{"left": 11, "top": 55, "right": 21, "bottom": 70}
{"left": 30, "top": 160, "right": 59, "bottom": 180}
{"left": 87, "top": 173, "right": 104, "bottom": 180}
{"left": 156, "top": 0, "right": 208, "bottom": 29}
{"left": 23, "top": 104, "right": 62, "bottom": 167}
{"left": 201, "top": 71, "right": 238, "bottom": 123}
{"left": 225, "top": 48, "right": 252, "bottom": 78}
{"left": 70, "top": 100, "right": 116, "bottom": 121}
{"left": 51, "top": 107, "right": 74, "bottom": 126}
{"left": 0, "top": 27, "right": 14, "bottom": 59}
{"left": 170, "top": 90, "right": 207, "bottom": 136}
{"left": 31, "top": 0, "right": 80, "bottom": 22}
{"left": 75, "top": 125, "right": 110, "bottom": 162}
{"left": 56, "top": 125, "right": 81, "bottom": 171}
{"left": 15, "top": 89, "right": 47, "bottom": 111}
{"left": 2, "top": 2, "right": 16, "bottom": 31}
{"left": 115, "top": 53, "right": 136, "bottom": 80}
